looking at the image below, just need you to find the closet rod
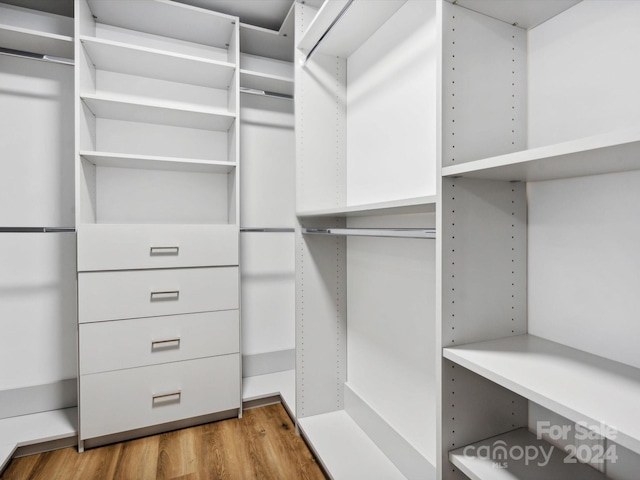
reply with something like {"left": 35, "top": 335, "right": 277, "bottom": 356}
{"left": 303, "top": 227, "right": 435, "bottom": 239}
{"left": 304, "top": 0, "right": 354, "bottom": 63}
{"left": 240, "top": 87, "right": 293, "bottom": 100}
{"left": 0, "top": 47, "right": 74, "bottom": 66}
{"left": 0, "top": 227, "right": 76, "bottom": 233}
{"left": 240, "top": 228, "right": 295, "bottom": 233}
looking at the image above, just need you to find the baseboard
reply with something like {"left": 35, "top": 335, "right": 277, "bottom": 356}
{"left": 242, "top": 349, "right": 295, "bottom": 377}
{"left": 344, "top": 383, "right": 435, "bottom": 480}
{"left": 0, "top": 378, "right": 77, "bottom": 420}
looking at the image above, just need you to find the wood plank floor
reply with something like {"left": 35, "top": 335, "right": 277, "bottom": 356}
{"left": 1, "top": 404, "right": 327, "bottom": 480}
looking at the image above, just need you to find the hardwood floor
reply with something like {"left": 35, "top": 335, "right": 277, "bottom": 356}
{"left": 1, "top": 404, "right": 327, "bottom": 480}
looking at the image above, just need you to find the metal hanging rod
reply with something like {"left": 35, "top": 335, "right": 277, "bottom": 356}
{"left": 240, "top": 227, "right": 295, "bottom": 233}
{"left": 0, "top": 47, "right": 74, "bottom": 66}
{"left": 0, "top": 227, "right": 76, "bottom": 233}
{"left": 240, "top": 87, "right": 293, "bottom": 100}
{"left": 304, "top": 0, "right": 355, "bottom": 64}
{"left": 302, "top": 227, "right": 436, "bottom": 239}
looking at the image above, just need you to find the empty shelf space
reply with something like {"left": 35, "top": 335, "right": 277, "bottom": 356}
{"left": 80, "top": 94, "right": 235, "bottom": 131}
{"left": 80, "top": 36, "right": 235, "bottom": 89}
{"left": 86, "top": 0, "right": 236, "bottom": 50}
{"left": 449, "top": 427, "right": 607, "bottom": 480}
{"left": 240, "top": 69, "right": 293, "bottom": 97}
{"left": 242, "top": 369, "right": 296, "bottom": 413}
{"left": 303, "top": 227, "right": 435, "bottom": 239}
{"left": 442, "top": 127, "right": 640, "bottom": 182}
{"left": 80, "top": 151, "right": 236, "bottom": 173}
{"left": 444, "top": 334, "right": 640, "bottom": 455}
{"left": 297, "top": 0, "right": 406, "bottom": 59}
{"left": 0, "top": 23, "right": 73, "bottom": 58}
{"left": 297, "top": 196, "right": 437, "bottom": 218}
{"left": 298, "top": 411, "right": 408, "bottom": 480}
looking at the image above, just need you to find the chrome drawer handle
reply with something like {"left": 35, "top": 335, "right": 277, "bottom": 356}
{"left": 151, "top": 338, "right": 181, "bottom": 349}
{"left": 152, "top": 391, "right": 181, "bottom": 404}
{"left": 150, "top": 246, "right": 179, "bottom": 255}
{"left": 150, "top": 290, "right": 180, "bottom": 301}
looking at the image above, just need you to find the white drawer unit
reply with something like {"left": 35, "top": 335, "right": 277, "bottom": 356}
{"left": 77, "top": 224, "right": 238, "bottom": 272}
{"left": 79, "top": 354, "right": 240, "bottom": 440}
{"left": 78, "top": 267, "right": 239, "bottom": 323}
{"left": 79, "top": 310, "right": 239, "bottom": 375}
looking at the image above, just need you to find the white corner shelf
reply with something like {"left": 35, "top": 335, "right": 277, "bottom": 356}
{"left": 298, "top": 411, "right": 408, "bottom": 480}
{"left": 297, "top": 196, "right": 437, "bottom": 218}
{"left": 80, "top": 36, "right": 235, "bottom": 89}
{"left": 80, "top": 93, "right": 235, "bottom": 131}
{"left": 242, "top": 369, "right": 296, "bottom": 414}
{"left": 449, "top": 427, "right": 607, "bottom": 480}
{"left": 87, "top": 0, "right": 237, "bottom": 49}
{"left": 442, "top": 127, "right": 640, "bottom": 182}
{"left": 443, "top": 334, "right": 640, "bottom": 455}
{"left": 0, "top": 24, "right": 73, "bottom": 59}
{"left": 79, "top": 151, "right": 236, "bottom": 174}
{"left": 297, "top": 0, "right": 405, "bottom": 59}
{"left": 0, "top": 407, "right": 77, "bottom": 472}
{"left": 240, "top": 69, "right": 293, "bottom": 97}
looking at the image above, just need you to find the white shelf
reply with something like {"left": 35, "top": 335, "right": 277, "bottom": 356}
{"left": 297, "top": 0, "right": 405, "bottom": 59}
{"left": 81, "top": 93, "right": 235, "bottom": 131}
{"left": 442, "top": 127, "right": 640, "bottom": 182}
{"left": 80, "top": 151, "right": 236, "bottom": 174}
{"left": 297, "top": 196, "right": 437, "bottom": 218}
{"left": 449, "top": 428, "right": 607, "bottom": 480}
{"left": 0, "top": 23, "right": 73, "bottom": 58}
{"left": 80, "top": 36, "right": 235, "bottom": 89}
{"left": 298, "top": 411, "right": 408, "bottom": 480}
{"left": 0, "top": 407, "right": 77, "bottom": 472}
{"left": 242, "top": 369, "right": 296, "bottom": 414}
{"left": 240, "top": 69, "right": 293, "bottom": 97}
{"left": 87, "top": 0, "right": 236, "bottom": 49}
{"left": 444, "top": 334, "right": 640, "bottom": 455}
{"left": 240, "top": 22, "right": 293, "bottom": 63}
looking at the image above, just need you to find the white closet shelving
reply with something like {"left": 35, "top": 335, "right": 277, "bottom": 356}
{"left": 438, "top": 1, "right": 640, "bottom": 479}
{"left": 75, "top": 0, "right": 241, "bottom": 450}
{"left": 295, "top": 1, "right": 437, "bottom": 479}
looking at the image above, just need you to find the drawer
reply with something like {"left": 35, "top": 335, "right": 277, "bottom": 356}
{"left": 79, "top": 310, "right": 239, "bottom": 375}
{"left": 77, "top": 224, "right": 238, "bottom": 271}
{"left": 79, "top": 354, "right": 240, "bottom": 440}
{"left": 78, "top": 267, "right": 238, "bottom": 323}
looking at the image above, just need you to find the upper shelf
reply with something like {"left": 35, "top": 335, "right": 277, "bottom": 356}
{"left": 297, "top": 0, "right": 405, "bottom": 59}
{"left": 442, "top": 127, "right": 640, "bottom": 182}
{"left": 87, "top": 0, "right": 237, "bottom": 49}
{"left": 0, "top": 3, "right": 73, "bottom": 58}
{"left": 297, "top": 196, "right": 436, "bottom": 218}
{"left": 80, "top": 151, "right": 236, "bottom": 174}
{"left": 444, "top": 334, "right": 640, "bottom": 456}
{"left": 80, "top": 36, "right": 235, "bottom": 89}
{"left": 240, "top": 70, "right": 293, "bottom": 97}
{"left": 81, "top": 94, "right": 235, "bottom": 131}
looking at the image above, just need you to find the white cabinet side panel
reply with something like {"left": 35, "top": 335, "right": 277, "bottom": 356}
{"left": 240, "top": 94, "right": 295, "bottom": 227}
{"left": 0, "top": 234, "right": 77, "bottom": 388}
{"left": 240, "top": 233, "right": 294, "bottom": 356}
{"left": 346, "top": 0, "right": 437, "bottom": 205}
{"left": 528, "top": 0, "right": 640, "bottom": 148}
{"left": 346, "top": 214, "right": 436, "bottom": 462}
{"left": 0, "top": 55, "right": 74, "bottom": 227}
{"left": 442, "top": 1, "right": 526, "bottom": 166}
{"left": 528, "top": 171, "right": 640, "bottom": 369}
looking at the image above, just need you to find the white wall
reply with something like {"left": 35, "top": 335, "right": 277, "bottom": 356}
{"left": 346, "top": 0, "right": 437, "bottom": 205}
{"left": 0, "top": 56, "right": 76, "bottom": 399}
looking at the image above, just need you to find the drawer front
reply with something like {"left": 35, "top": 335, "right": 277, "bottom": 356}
{"left": 79, "top": 310, "right": 239, "bottom": 375}
{"left": 80, "top": 354, "right": 240, "bottom": 440}
{"left": 77, "top": 224, "right": 238, "bottom": 271}
{"left": 78, "top": 267, "right": 238, "bottom": 323}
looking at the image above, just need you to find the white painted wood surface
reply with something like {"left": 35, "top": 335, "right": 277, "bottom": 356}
{"left": 297, "top": 196, "right": 436, "bottom": 218}
{"left": 444, "top": 334, "right": 640, "bottom": 456}
{"left": 80, "top": 151, "right": 235, "bottom": 173}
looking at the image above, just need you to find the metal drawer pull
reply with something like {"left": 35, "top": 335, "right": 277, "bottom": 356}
{"left": 150, "top": 290, "right": 180, "bottom": 301}
{"left": 150, "top": 246, "right": 179, "bottom": 255}
{"left": 151, "top": 338, "right": 181, "bottom": 349}
{"left": 152, "top": 391, "right": 181, "bottom": 404}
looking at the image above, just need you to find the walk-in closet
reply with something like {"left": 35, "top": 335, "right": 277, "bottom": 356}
{"left": 2, "top": 1, "right": 640, "bottom": 479}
